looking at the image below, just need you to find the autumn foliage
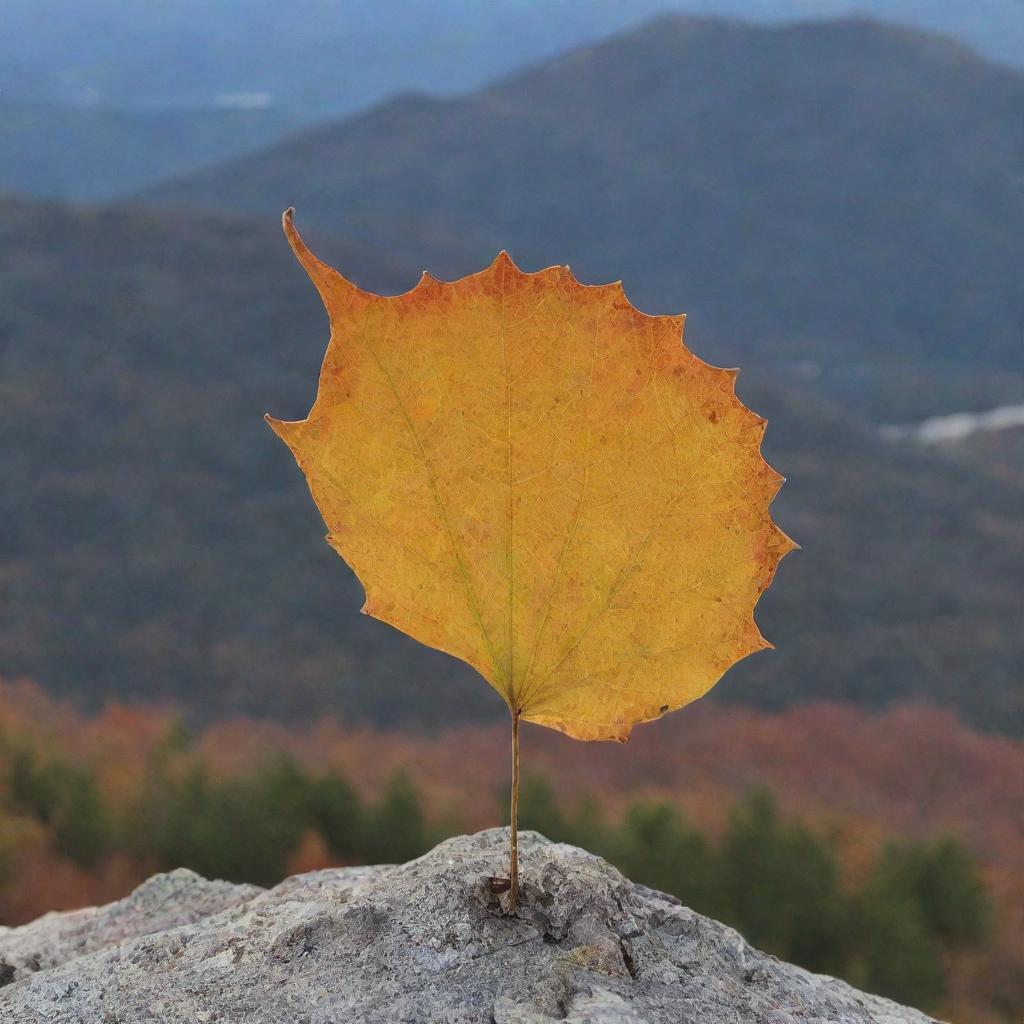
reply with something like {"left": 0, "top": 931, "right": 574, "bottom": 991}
{"left": 0, "top": 679, "right": 1021, "bottom": 1018}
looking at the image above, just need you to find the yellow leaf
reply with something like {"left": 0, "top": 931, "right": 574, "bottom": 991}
{"left": 268, "top": 210, "right": 796, "bottom": 742}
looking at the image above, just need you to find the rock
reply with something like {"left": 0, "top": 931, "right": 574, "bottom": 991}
{"left": 0, "top": 830, "right": 938, "bottom": 1024}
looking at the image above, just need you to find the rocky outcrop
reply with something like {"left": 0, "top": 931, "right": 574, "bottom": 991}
{"left": 0, "top": 830, "right": 937, "bottom": 1023}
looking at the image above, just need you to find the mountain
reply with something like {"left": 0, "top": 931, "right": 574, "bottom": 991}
{"left": 2, "top": 195, "right": 1022, "bottom": 735}
{"left": 143, "top": 16, "right": 1024, "bottom": 422}
{"left": 2, "top": 1, "right": 1021, "bottom": 120}
{"left": 10, "top": 7, "right": 1023, "bottom": 205}
{"left": 0, "top": 101, "right": 299, "bottom": 202}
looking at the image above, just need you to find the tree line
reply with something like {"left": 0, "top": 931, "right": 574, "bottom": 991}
{"left": 1, "top": 745, "right": 991, "bottom": 1012}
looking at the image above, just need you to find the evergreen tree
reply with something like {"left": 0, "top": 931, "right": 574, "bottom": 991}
{"left": 6, "top": 751, "right": 110, "bottom": 868}
{"left": 565, "top": 795, "right": 609, "bottom": 855}
{"left": 515, "top": 775, "right": 568, "bottom": 840}
{"left": 148, "top": 757, "right": 312, "bottom": 886}
{"left": 612, "top": 801, "right": 716, "bottom": 912}
{"left": 362, "top": 771, "right": 429, "bottom": 864}
{"left": 308, "top": 769, "right": 363, "bottom": 862}
{"left": 7, "top": 748, "right": 62, "bottom": 823}
{"left": 849, "top": 836, "right": 992, "bottom": 1009}
{"left": 875, "top": 838, "right": 991, "bottom": 949}
{"left": 52, "top": 768, "right": 110, "bottom": 869}
{"left": 717, "top": 790, "right": 849, "bottom": 975}
{"left": 852, "top": 869, "right": 945, "bottom": 1008}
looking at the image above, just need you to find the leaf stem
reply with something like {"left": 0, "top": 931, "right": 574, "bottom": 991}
{"left": 509, "top": 708, "right": 521, "bottom": 911}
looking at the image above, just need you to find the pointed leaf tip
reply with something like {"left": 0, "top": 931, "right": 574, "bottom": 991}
{"left": 281, "top": 209, "right": 363, "bottom": 312}
{"left": 268, "top": 239, "right": 795, "bottom": 742}
{"left": 265, "top": 414, "right": 305, "bottom": 448}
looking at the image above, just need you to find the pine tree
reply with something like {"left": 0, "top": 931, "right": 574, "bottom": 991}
{"left": 612, "top": 801, "right": 716, "bottom": 913}
{"left": 362, "top": 771, "right": 429, "bottom": 864}
{"left": 717, "top": 790, "right": 849, "bottom": 975}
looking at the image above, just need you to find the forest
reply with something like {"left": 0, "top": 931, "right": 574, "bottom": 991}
{"left": 0, "top": 680, "right": 1019, "bottom": 1020}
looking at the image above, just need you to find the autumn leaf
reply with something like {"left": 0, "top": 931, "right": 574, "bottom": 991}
{"left": 268, "top": 207, "right": 798, "bottom": 907}
{"left": 268, "top": 210, "right": 795, "bottom": 744}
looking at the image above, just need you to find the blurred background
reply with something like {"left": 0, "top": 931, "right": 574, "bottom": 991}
{"left": 0, "top": 1, "right": 1021, "bottom": 1018}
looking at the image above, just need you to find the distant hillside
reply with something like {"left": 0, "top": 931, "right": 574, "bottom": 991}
{"left": 883, "top": 406, "right": 1024, "bottom": 482}
{"left": 0, "top": 101, "right": 298, "bottom": 201}
{"left": 144, "top": 16, "right": 1024, "bottom": 422}
{"left": 2, "top": 1, "right": 1021, "bottom": 119}
{"left": 2, "top": 195, "right": 1022, "bottom": 734}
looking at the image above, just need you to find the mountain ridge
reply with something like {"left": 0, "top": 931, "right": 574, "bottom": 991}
{"left": 3, "top": 1, "right": 1022, "bottom": 117}
{"left": 2, "top": 193, "right": 1022, "bottom": 734}
{"left": 142, "top": 14, "right": 1024, "bottom": 421}
{"left": 0, "top": 99, "right": 299, "bottom": 202}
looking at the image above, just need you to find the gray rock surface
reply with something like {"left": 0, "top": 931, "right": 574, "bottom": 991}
{"left": 0, "top": 830, "right": 938, "bottom": 1023}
